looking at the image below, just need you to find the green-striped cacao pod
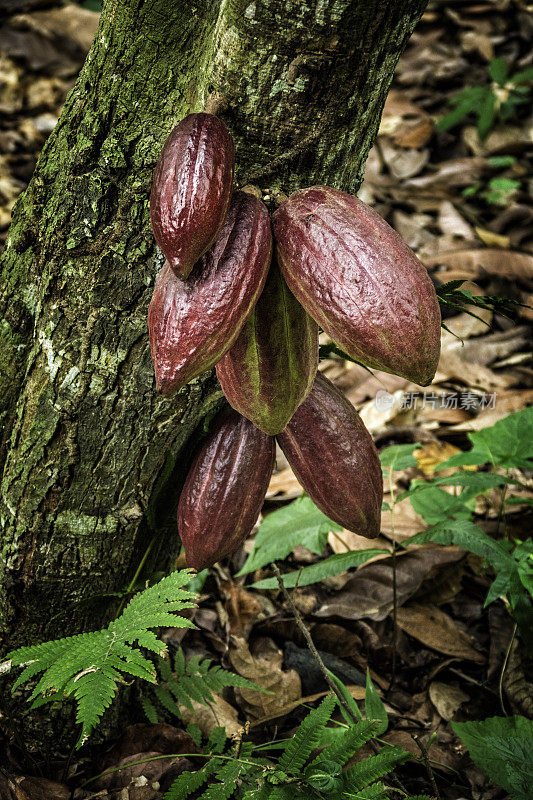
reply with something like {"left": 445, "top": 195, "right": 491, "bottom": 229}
{"left": 273, "top": 186, "right": 441, "bottom": 386}
{"left": 277, "top": 372, "right": 382, "bottom": 537}
{"left": 178, "top": 408, "right": 275, "bottom": 570}
{"left": 216, "top": 262, "right": 319, "bottom": 435}
{"left": 148, "top": 191, "right": 272, "bottom": 395}
{"left": 150, "top": 113, "right": 234, "bottom": 279}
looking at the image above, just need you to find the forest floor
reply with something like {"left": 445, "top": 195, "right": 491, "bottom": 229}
{"left": 0, "top": 1, "right": 532, "bottom": 799}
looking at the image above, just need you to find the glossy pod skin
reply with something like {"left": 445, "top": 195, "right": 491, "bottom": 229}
{"left": 273, "top": 186, "right": 441, "bottom": 386}
{"left": 150, "top": 113, "right": 234, "bottom": 279}
{"left": 148, "top": 191, "right": 272, "bottom": 395}
{"left": 216, "top": 262, "right": 319, "bottom": 435}
{"left": 178, "top": 408, "right": 275, "bottom": 570}
{"left": 277, "top": 372, "right": 383, "bottom": 537}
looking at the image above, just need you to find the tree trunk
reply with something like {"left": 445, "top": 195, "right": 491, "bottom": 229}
{"left": 0, "top": 0, "right": 427, "bottom": 749}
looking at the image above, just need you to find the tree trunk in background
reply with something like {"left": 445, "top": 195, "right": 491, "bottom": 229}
{"left": 0, "top": 0, "right": 427, "bottom": 748}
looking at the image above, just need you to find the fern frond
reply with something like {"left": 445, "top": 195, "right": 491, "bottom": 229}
{"left": 140, "top": 696, "right": 158, "bottom": 723}
{"left": 164, "top": 758, "right": 219, "bottom": 800}
{"left": 7, "top": 569, "right": 197, "bottom": 747}
{"left": 279, "top": 695, "right": 336, "bottom": 773}
{"left": 186, "top": 723, "right": 202, "bottom": 747}
{"left": 149, "top": 651, "right": 263, "bottom": 723}
{"left": 343, "top": 780, "right": 390, "bottom": 799}
{"left": 342, "top": 747, "right": 411, "bottom": 792}
{"left": 154, "top": 685, "right": 182, "bottom": 716}
{"left": 311, "top": 718, "right": 381, "bottom": 769}
{"left": 197, "top": 758, "right": 251, "bottom": 800}
{"left": 206, "top": 726, "right": 227, "bottom": 754}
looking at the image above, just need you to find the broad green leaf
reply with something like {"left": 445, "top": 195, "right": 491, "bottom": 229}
{"left": 477, "top": 91, "right": 496, "bottom": 140}
{"left": 452, "top": 716, "right": 533, "bottom": 800}
{"left": 379, "top": 443, "right": 419, "bottom": 471}
{"left": 509, "top": 66, "right": 533, "bottom": 84}
{"left": 507, "top": 571, "right": 533, "bottom": 652}
{"left": 488, "top": 57, "right": 508, "bottom": 85}
{"left": 364, "top": 671, "right": 388, "bottom": 735}
{"left": 250, "top": 549, "right": 388, "bottom": 590}
{"left": 326, "top": 668, "right": 363, "bottom": 723}
{"left": 432, "top": 471, "right": 512, "bottom": 491}
{"left": 438, "top": 407, "right": 533, "bottom": 471}
{"left": 238, "top": 496, "right": 341, "bottom": 575}
{"left": 408, "top": 520, "right": 513, "bottom": 572}
{"left": 408, "top": 485, "right": 476, "bottom": 525}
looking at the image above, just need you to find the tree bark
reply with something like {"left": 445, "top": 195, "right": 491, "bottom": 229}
{"left": 0, "top": 0, "right": 427, "bottom": 748}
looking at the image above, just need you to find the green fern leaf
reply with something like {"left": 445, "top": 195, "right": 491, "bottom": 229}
{"left": 140, "top": 696, "right": 158, "bottom": 723}
{"left": 151, "top": 651, "right": 263, "bottom": 722}
{"left": 279, "top": 695, "right": 336, "bottom": 773}
{"left": 206, "top": 726, "right": 227, "bottom": 754}
{"left": 343, "top": 747, "right": 411, "bottom": 792}
{"left": 186, "top": 723, "right": 202, "bottom": 746}
{"left": 198, "top": 758, "right": 250, "bottom": 800}
{"left": 344, "top": 780, "right": 390, "bottom": 799}
{"left": 7, "top": 569, "right": 197, "bottom": 747}
{"left": 312, "top": 719, "right": 380, "bottom": 770}
{"left": 154, "top": 684, "right": 182, "bottom": 716}
{"left": 165, "top": 759, "right": 219, "bottom": 800}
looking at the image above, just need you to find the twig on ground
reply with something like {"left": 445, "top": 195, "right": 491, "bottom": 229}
{"left": 272, "top": 562, "right": 410, "bottom": 798}
{"left": 413, "top": 734, "right": 441, "bottom": 800}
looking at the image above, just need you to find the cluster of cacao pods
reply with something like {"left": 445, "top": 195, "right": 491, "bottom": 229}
{"left": 148, "top": 113, "right": 441, "bottom": 571}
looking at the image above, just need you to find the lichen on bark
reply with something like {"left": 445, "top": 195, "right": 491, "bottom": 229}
{"left": 0, "top": 0, "right": 428, "bottom": 750}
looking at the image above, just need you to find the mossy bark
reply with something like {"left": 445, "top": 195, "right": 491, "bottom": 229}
{"left": 0, "top": 0, "right": 427, "bottom": 751}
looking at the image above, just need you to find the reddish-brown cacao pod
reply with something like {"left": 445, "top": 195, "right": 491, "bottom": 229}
{"left": 150, "top": 113, "right": 234, "bottom": 279}
{"left": 148, "top": 191, "right": 272, "bottom": 395}
{"left": 178, "top": 408, "right": 275, "bottom": 571}
{"left": 216, "top": 262, "right": 319, "bottom": 435}
{"left": 273, "top": 186, "right": 441, "bottom": 386}
{"left": 277, "top": 372, "right": 382, "bottom": 537}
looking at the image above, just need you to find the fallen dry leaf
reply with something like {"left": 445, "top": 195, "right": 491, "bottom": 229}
{"left": 315, "top": 548, "right": 463, "bottom": 621}
{"left": 396, "top": 604, "right": 485, "bottom": 662}
{"left": 414, "top": 441, "right": 466, "bottom": 475}
{"left": 250, "top": 685, "right": 366, "bottom": 727}
{"left": 380, "top": 495, "right": 427, "bottom": 542}
{"left": 425, "top": 248, "right": 533, "bottom": 280}
{"left": 266, "top": 467, "right": 302, "bottom": 500}
{"left": 229, "top": 637, "right": 301, "bottom": 719}
{"left": 475, "top": 226, "right": 510, "bottom": 249}
{"left": 328, "top": 529, "right": 392, "bottom": 559}
{"left": 222, "top": 583, "right": 266, "bottom": 637}
{"left": 179, "top": 694, "right": 241, "bottom": 737}
{"left": 429, "top": 680, "right": 469, "bottom": 720}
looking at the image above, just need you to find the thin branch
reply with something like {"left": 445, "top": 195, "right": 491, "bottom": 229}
{"left": 499, "top": 622, "right": 517, "bottom": 716}
{"left": 413, "top": 734, "right": 441, "bottom": 800}
{"left": 272, "top": 563, "right": 409, "bottom": 797}
{"left": 272, "top": 563, "right": 360, "bottom": 725}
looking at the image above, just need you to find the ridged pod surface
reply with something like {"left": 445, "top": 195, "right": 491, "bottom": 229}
{"left": 216, "top": 262, "right": 319, "bottom": 435}
{"left": 148, "top": 191, "right": 272, "bottom": 395}
{"left": 273, "top": 186, "right": 441, "bottom": 386}
{"left": 150, "top": 113, "right": 234, "bottom": 279}
{"left": 178, "top": 408, "right": 275, "bottom": 570}
{"left": 277, "top": 372, "right": 382, "bottom": 537}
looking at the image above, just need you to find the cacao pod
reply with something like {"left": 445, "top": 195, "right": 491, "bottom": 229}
{"left": 216, "top": 262, "right": 319, "bottom": 435}
{"left": 178, "top": 408, "right": 275, "bottom": 570}
{"left": 273, "top": 186, "right": 441, "bottom": 386}
{"left": 277, "top": 372, "right": 382, "bottom": 537}
{"left": 148, "top": 190, "right": 272, "bottom": 395}
{"left": 150, "top": 113, "right": 234, "bottom": 279}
